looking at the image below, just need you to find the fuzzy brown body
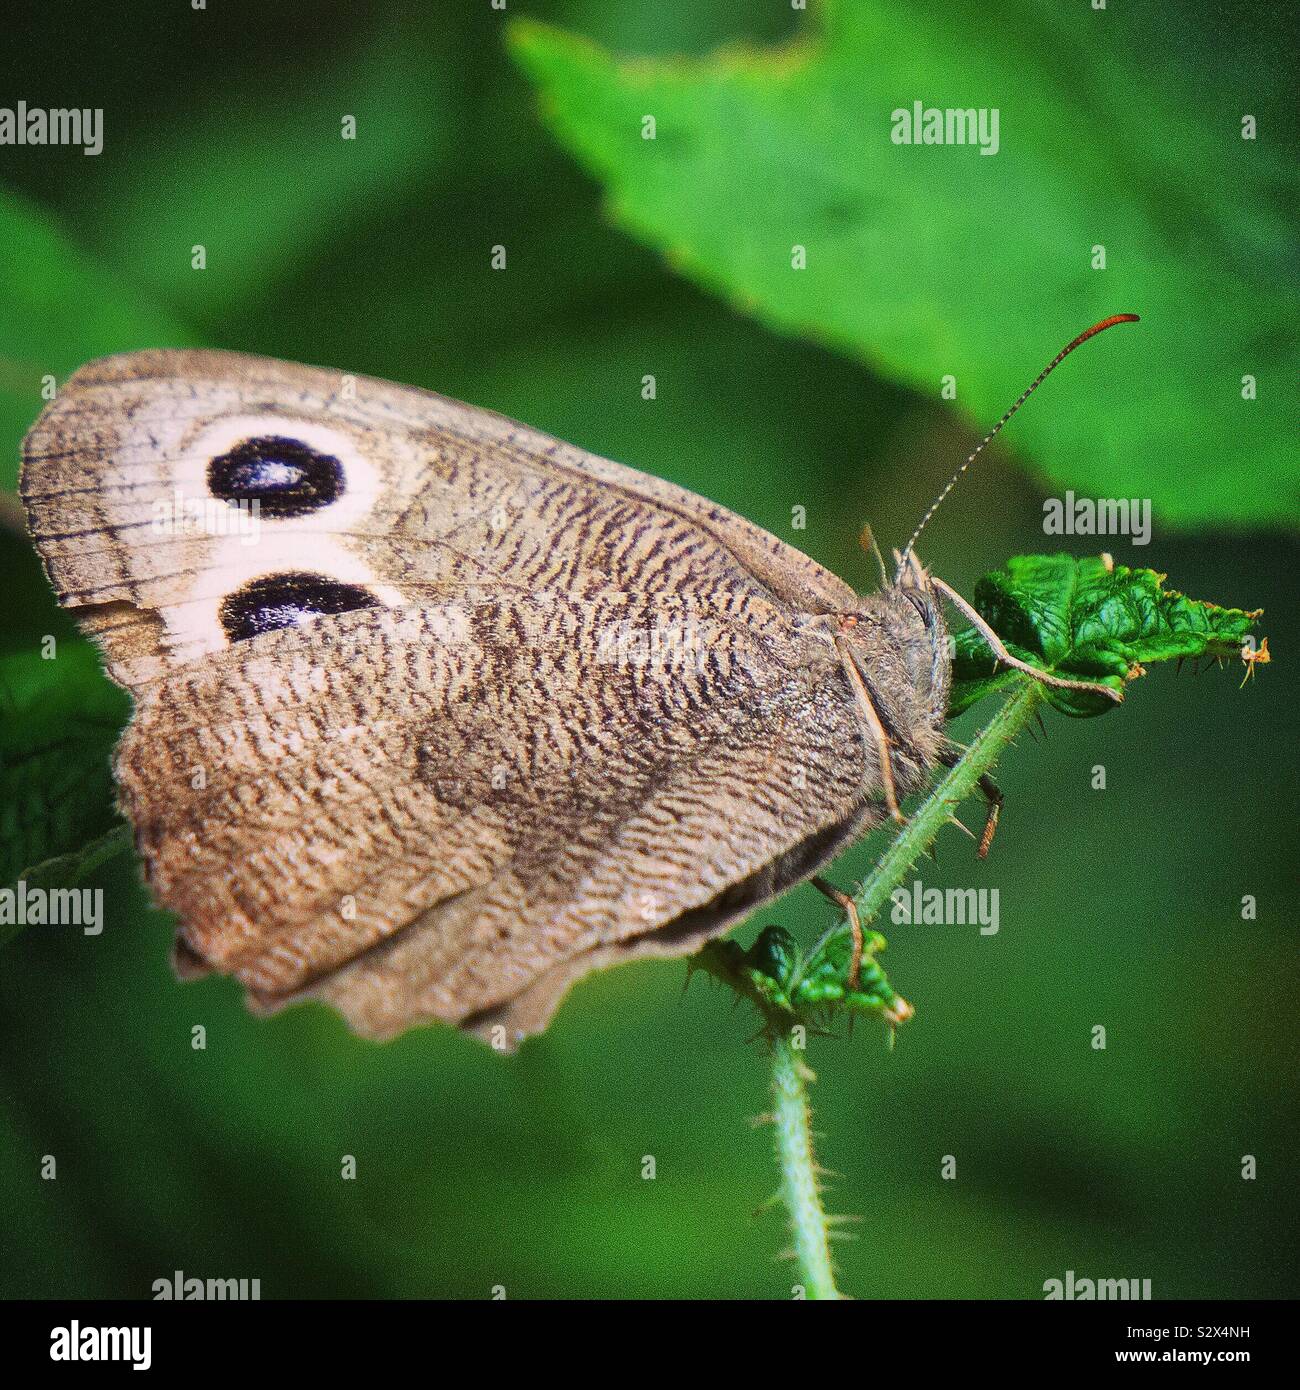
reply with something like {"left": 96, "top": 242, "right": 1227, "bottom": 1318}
{"left": 21, "top": 351, "right": 949, "bottom": 1046}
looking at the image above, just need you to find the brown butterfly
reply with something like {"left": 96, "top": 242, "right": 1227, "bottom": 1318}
{"left": 19, "top": 318, "right": 1132, "bottom": 1047}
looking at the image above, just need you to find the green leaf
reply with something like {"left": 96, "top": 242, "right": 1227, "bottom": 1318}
{"left": 87, "top": 34, "right": 454, "bottom": 323}
{"left": 0, "top": 641, "right": 130, "bottom": 890}
{"left": 509, "top": 0, "right": 1299, "bottom": 528}
{"left": 0, "top": 189, "right": 195, "bottom": 493}
{"left": 949, "top": 553, "right": 1265, "bottom": 716}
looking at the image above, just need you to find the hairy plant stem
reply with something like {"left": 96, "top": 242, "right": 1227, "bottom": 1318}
{"left": 770, "top": 677, "right": 1046, "bottom": 1298}
{"left": 770, "top": 1028, "right": 839, "bottom": 1299}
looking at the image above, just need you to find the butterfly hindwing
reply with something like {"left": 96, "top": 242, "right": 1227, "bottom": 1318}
{"left": 118, "top": 591, "right": 881, "bottom": 1042}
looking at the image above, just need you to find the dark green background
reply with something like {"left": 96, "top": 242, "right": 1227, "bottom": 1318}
{"left": 1, "top": 1, "right": 1294, "bottom": 1299}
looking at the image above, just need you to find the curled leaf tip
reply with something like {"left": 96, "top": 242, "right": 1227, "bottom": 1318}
{"left": 693, "top": 921, "right": 907, "bottom": 1035}
{"left": 885, "top": 997, "right": 914, "bottom": 1026}
{"left": 1240, "top": 636, "right": 1272, "bottom": 686}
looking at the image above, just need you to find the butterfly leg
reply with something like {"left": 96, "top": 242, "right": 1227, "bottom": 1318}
{"left": 974, "top": 775, "right": 1003, "bottom": 858}
{"left": 833, "top": 629, "right": 905, "bottom": 823}
{"left": 940, "top": 748, "right": 1004, "bottom": 860}
{"left": 811, "top": 875, "right": 864, "bottom": 989}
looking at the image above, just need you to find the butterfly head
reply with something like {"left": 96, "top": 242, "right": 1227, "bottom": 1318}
{"left": 833, "top": 552, "right": 949, "bottom": 743}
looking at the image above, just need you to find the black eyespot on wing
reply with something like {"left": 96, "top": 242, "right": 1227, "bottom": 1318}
{"left": 207, "top": 436, "right": 344, "bottom": 518}
{"left": 219, "top": 572, "right": 380, "bottom": 642}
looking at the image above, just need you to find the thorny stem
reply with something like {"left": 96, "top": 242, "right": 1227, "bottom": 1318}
{"left": 848, "top": 677, "right": 1048, "bottom": 928}
{"left": 771, "top": 677, "right": 1047, "bottom": 1298}
{"left": 0, "top": 823, "right": 132, "bottom": 951}
{"left": 770, "top": 1028, "right": 839, "bottom": 1300}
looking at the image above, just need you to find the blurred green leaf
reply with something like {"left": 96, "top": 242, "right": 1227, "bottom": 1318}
{"left": 89, "top": 34, "right": 454, "bottom": 322}
{"left": 509, "top": 0, "right": 1300, "bottom": 528}
{"left": 950, "top": 553, "right": 1264, "bottom": 716}
{"left": 0, "top": 189, "right": 195, "bottom": 493}
{"left": 0, "top": 641, "right": 129, "bottom": 892}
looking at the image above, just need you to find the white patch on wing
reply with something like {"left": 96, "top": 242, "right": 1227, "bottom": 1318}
{"left": 157, "top": 414, "right": 404, "bottom": 660}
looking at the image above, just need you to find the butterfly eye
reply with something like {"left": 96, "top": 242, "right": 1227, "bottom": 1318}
{"left": 207, "top": 435, "right": 344, "bottom": 518}
{"left": 219, "top": 571, "right": 379, "bottom": 642}
{"left": 902, "top": 587, "right": 935, "bottom": 626}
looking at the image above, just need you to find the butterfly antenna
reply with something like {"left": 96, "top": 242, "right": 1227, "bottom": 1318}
{"left": 898, "top": 313, "right": 1139, "bottom": 573}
